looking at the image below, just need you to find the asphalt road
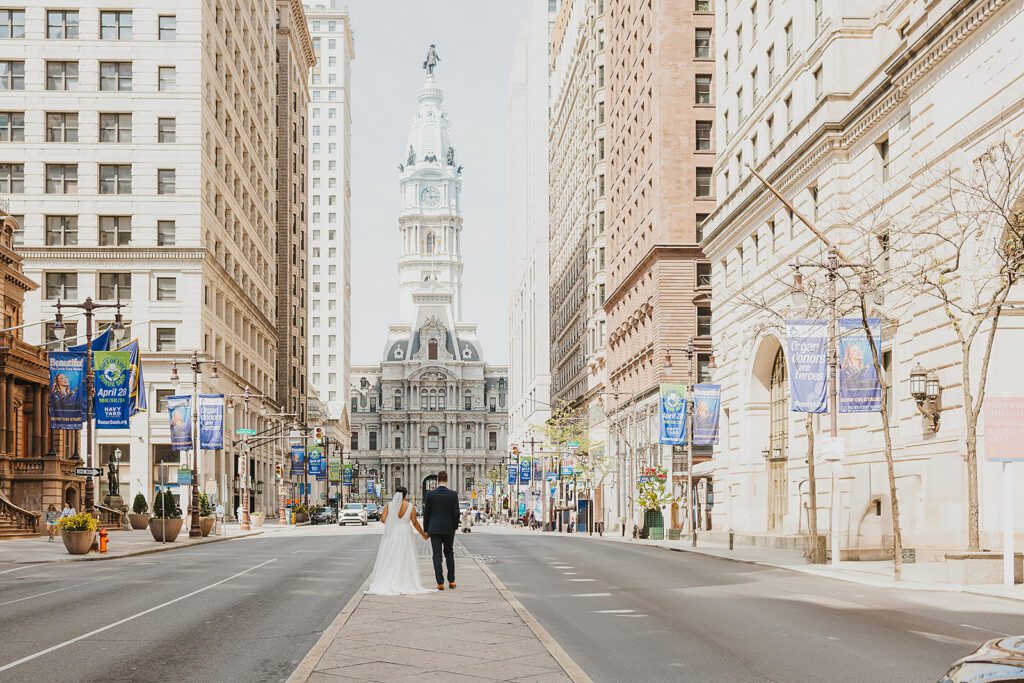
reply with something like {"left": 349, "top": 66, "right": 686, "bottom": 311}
{"left": 460, "top": 529, "right": 1024, "bottom": 683}
{"left": 0, "top": 527, "right": 378, "bottom": 683}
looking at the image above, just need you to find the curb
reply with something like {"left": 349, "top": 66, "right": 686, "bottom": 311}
{"left": 286, "top": 578, "right": 370, "bottom": 683}
{"left": 475, "top": 557, "right": 593, "bottom": 683}
{"left": 5, "top": 531, "right": 264, "bottom": 565}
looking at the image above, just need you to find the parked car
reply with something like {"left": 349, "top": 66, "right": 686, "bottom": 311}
{"left": 366, "top": 503, "right": 380, "bottom": 521}
{"left": 940, "top": 636, "right": 1024, "bottom": 682}
{"left": 338, "top": 503, "right": 367, "bottom": 526}
{"left": 312, "top": 506, "right": 336, "bottom": 524}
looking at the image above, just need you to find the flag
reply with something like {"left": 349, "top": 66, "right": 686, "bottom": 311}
{"left": 68, "top": 327, "right": 112, "bottom": 353}
{"left": 116, "top": 338, "right": 148, "bottom": 415}
{"left": 48, "top": 352, "right": 87, "bottom": 429}
{"left": 785, "top": 320, "right": 829, "bottom": 413}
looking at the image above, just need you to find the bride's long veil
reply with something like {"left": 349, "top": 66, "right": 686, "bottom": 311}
{"left": 368, "top": 491, "right": 405, "bottom": 582}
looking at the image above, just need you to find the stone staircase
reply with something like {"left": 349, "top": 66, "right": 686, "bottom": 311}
{"left": 0, "top": 492, "right": 40, "bottom": 540}
{"left": 0, "top": 512, "right": 39, "bottom": 539}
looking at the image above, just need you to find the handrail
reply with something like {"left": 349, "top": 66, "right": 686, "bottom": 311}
{"left": 95, "top": 503, "right": 126, "bottom": 529}
{"left": 0, "top": 489, "right": 41, "bottom": 532}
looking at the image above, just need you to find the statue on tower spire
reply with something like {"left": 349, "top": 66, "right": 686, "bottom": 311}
{"left": 423, "top": 44, "right": 441, "bottom": 75}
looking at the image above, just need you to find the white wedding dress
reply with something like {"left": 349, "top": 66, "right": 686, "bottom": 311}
{"left": 365, "top": 493, "right": 432, "bottom": 595}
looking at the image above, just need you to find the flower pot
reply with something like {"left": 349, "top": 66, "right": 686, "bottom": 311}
{"left": 250, "top": 512, "right": 265, "bottom": 528}
{"left": 199, "top": 516, "right": 215, "bottom": 537}
{"left": 61, "top": 530, "right": 96, "bottom": 555}
{"left": 128, "top": 513, "right": 151, "bottom": 530}
{"left": 149, "top": 518, "right": 183, "bottom": 542}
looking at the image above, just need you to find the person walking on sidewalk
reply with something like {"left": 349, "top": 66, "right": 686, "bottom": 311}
{"left": 44, "top": 504, "right": 59, "bottom": 542}
{"left": 423, "top": 471, "right": 460, "bottom": 590}
{"left": 60, "top": 502, "right": 75, "bottom": 519}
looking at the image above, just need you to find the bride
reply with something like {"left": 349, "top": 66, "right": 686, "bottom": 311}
{"left": 365, "top": 487, "right": 433, "bottom": 595}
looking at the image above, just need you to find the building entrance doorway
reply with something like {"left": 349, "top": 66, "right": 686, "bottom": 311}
{"left": 422, "top": 474, "right": 438, "bottom": 502}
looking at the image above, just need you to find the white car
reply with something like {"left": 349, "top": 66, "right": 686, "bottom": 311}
{"left": 338, "top": 503, "right": 367, "bottom": 526}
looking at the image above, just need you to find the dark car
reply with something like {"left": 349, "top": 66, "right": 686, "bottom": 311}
{"left": 940, "top": 636, "right": 1024, "bottom": 682}
{"left": 366, "top": 503, "right": 380, "bottom": 521}
{"left": 311, "top": 506, "right": 336, "bottom": 524}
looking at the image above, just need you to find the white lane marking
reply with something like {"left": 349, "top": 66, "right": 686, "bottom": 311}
{"left": 595, "top": 609, "right": 634, "bottom": 614}
{"left": 910, "top": 630, "right": 977, "bottom": 646}
{"left": 960, "top": 623, "right": 1012, "bottom": 637}
{"left": 617, "top": 614, "right": 647, "bottom": 618}
{"left": 572, "top": 593, "right": 612, "bottom": 597}
{"left": 0, "top": 559, "right": 277, "bottom": 674}
{"left": 562, "top": 572, "right": 579, "bottom": 575}
{"left": 570, "top": 579, "right": 596, "bottom": 582}
{"left": 553, "top": 566, "right": 573, "bottom": 569}
{"left": 290, "top": 550, "right": 305, "bottom": 555}
{"left": 0, "top": 565, "right": 37, "bottom": 576}
{"left": 0, "top": 579, "right": 106, "bottom": 607}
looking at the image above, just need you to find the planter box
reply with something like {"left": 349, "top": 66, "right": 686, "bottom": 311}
{"left": 149, "top": 518, "right": 183, "bottom": 542}
{"left": 128, "top": 513, "right": 151, "bottom": 530}
{"left": 199, "top": 516, "right": 215, "bottom": 537}
{"left": 668, "top": 528, "right": 681, "bottom": 540}
{"left": 61, "top": 530, "right": 96, "bottom": 555}
{"left": 251, "top": 513, "right": 265, "bottom": 528}
{"left": 946, "top": 552, "right": 1023, "bottom": 585}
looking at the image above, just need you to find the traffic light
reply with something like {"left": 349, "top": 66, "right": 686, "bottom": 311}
{"left": 511, "top": 445, "right": 520, "bottom": 457}
{"left": 275, "top": 463, "right": 282, "bottom": 481}
{"left": 313, "top": 426, "right": 324, "bottom": 447}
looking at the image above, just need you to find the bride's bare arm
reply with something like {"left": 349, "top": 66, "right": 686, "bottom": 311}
{"left": 380, "top": 505, "right": 389, "bottom": 523}
{"left": 411, "top": 508, "right": 428, "bottom": 539}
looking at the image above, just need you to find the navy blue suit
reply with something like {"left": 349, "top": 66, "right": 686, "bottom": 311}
{"left": 423, "top": 485, "right": 460, "bottom": 584}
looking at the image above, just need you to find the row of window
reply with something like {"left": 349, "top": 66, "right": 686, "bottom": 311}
{"left": 0, "top": 9, "right": 176, "bottom": 41}
{"left": 43, "top": 272, "right": 177, "bottom": 302}
{"left": 350, "top": 429, "right": 500, "bottom": 452}
{"left": 0, "top": 112, "right": 175, "bottom": 143}
{"left": 18, "top": 215, "right": 175, "bottom": 247}
{"left": 0, "top": 60, "right": 176, "bottom": 92}
{"left": 50, "top": 321, "right": 177, "bottom": 353}
{"left": 0, "top": 164, "right": 177, "bottom": 195}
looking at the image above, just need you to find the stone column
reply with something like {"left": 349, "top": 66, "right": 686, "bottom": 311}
{"left": 4, "top": 377, "right": 14, "bottom": 454}
{"left": 33, "top": 386, "right": 43, "bottom": 455}
{"left": 0, "top": 373, "right": 8, "bottom": 457}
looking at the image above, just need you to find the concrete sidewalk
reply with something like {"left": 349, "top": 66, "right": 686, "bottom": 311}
{"left": 289, "top": 554, "right": 587, "bottom": 683}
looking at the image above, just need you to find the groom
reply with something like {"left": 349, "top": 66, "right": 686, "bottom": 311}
{"left": 422, "top": 470, "right": 460, "bottom": 590}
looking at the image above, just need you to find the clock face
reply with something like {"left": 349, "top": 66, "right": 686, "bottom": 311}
{"left": 420, "top": 187, "right": 442, "bottom": 207}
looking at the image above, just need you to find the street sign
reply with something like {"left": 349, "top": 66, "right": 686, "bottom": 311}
{"left": 75, "top": 467, "right": 102, "bottom": 477}
{"left": 235, "top": 428, "right": 257, "bottom": 436}
{"left": 320, "top": 493, "right": 327, "bottom": 500}
{"left": 567, "top": 440, "right": 580, "bottom": 449}
{"left": 177, "top": 468, "right": 192, "bottom": 486}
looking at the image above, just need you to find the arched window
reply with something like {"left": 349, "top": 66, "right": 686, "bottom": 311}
{"left": 420, "top": 389, "right": 428, "bottom": 409}
{"left": 769, "top": 349, "right": 789, "bottom": 460}
{"left": 429, "top": 390, "right": 437, "bottom": 411}
{"left": 438, "top": 390, "right": 446, "bottom": 409}
{"left": 394, "top": 389, "right": 402, "bottom": 410}
{"left": 426, "top": 232, "right": 435, "bottom": 253}
{"left": 428, "top": 339, "right": 438, "bottom": 360}
{"left": 427, "top": 426, "right": 439, "bottom": 450}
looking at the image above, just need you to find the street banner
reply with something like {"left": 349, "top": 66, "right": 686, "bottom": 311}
{"left": 985, "top": 397, "right": 1024, "bottom": 462}
{"left": 167, "top": 395, "right": 193, "bottom": 451}
{"left": 519, "top": 459, "right": 532, "bottom": 484}
{"left": 366, "top": 480, "right": 374, "bottom": 494}
{"left": 508, "top": 466, "right": 516, "bottom": 485}
{"left": 658, "top": 383, "right": 687, "bottom": 445}
{"left": 785, "top": 320, "right": 829, "bottom": 413}
{"left": 692, "top": 384, "right": 722, "bottom": 445}
{"left": 343, "top": 464, "right": 353, "bottom": 485}
{"left": 198, "top": 394, "right": 224, "bottom": 449}
{"left": 68, "top": 327, "right": 112, "bottom": 353}
{"left": 308, "top": 448, "right": 325, "bottom": 477}
{"left": 290, "top": 444, "right": 305, "bottom": 476}
{"left": 48, "top": 351, "right": 86, "bottom": 429}
{"left": 94, "top": 351, "right": 132, "bottom": 429}
{"left": 328, "top": 455, "right": 342, "bottom": 482}
{"left": 117, "top": 338, "right": 148, "bottom": 415}
{"left": 839, "top": 318, "right": 882, "bottom": 413}
{"left": 487, "top": 484, "right": 494, "bottom": 496}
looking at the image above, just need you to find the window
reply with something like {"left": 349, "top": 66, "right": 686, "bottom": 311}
{"left": 46, "top": 61, "right": 78, "bottom": 90}
{"left": 155, "top": 328, "right": 175, "bottom": 351}
{"left": 877, "top": 139, "right": 890, "bottom": 182}
{"left": 99, "top": 165, "right": 132, "bottom": 194}
{"left": 157, "top": 118, "right": 176, "bottom": 142}
{"left": 488, "top": 432, "right": 497, "bottom": 450}
{"left": 99, "top": 273, "right": 130, "bottom": 300}
{"left": 43, "top": 112, "right": 77, "bottom": 143}
{"left": 737, "top": 86, "right": 745, "bottom": 121}
{"left": 158, "top": 66, "right": 176, "bottom": 92}
{"left": 696, "top": 121, "right": 712, "bottom": 150}
{"left": 695, "top": 29, "right": 711, "bottom": 58}
{"left": 697, "top": 262, "right": 712, "bottom": 288}
{"left": 696, "top": 213, "right": 708, "bottom": 242}
{"left": 813, "top": 66, "right": 823, "bottom": 99}
{"left": 99, "top": 216, "right": 131, "bottom": 245}
{"left": 876, "top": 230, "right": 891, "bottom": 274}
{"left": 785, "top": 21, "right": 793, "bottom": 65}
{"left": 697, "top": 306, "right": 712, "bottom": 336}
{"left": 769, "top": 349, "right": 789, "bottom": 462}
{"left": 0, "top": 163, "right": 22, "bottom": 193}
{"left": 99, "top": 62, "right": 132, "bottom": 91}
{"left": 369, "top": 431, "right": 378, "bottom": 450}
{"left": 45, "top": 273, "right": 77, "bottom": 299}
{"left": 369, "top": 396, "right": 377, "bottom": 412}
{"left": 767, "top": 114, "right": 775, "bottom": 145}
{"left": 45, "top": 164, "right": 77, "bottom": 194}
{"left": 784, "top": 94, "right": 792, "bottom": 128}
{"left": 810, "top": 185, "right": 819, "bottom": 220}
{"left": 154, "top": 389, "right": 175, "bottom": 413}
{"left": 157, "top": 220, "right": 175, "bottom": 246}
{"left": 350, "top": 432, "right": 358, "bottom": 450}
{"left": 696, "top": 168, "right": 713, "bottom": 197}
{"left": 767, "top": 45, "right": 775, "bottom": 85}
{"left": 394, "top": 391, "right": 402, "bottom": 410}
{"left": 695, "top": 0, "right": 710, "bottom": 11}
{"left": 46, "top": 320, "right": 77, "bottom": 343}
{"left": 157, "top": 169, "right": 176, "bottom": 194}
{"left": 45, "top": 216, "right": 78, "bottom": 246}
{"left": 751, "top": 133, "right": 759, "bottom": 163}
{"left": 464, "top": 392, "right": 472, "bottom": 410}
{"left": 489, "top": 396, "right": 496, "bottom": 412}
{"left": 156, "top": 277, "right": 176, "bottom": 301}
{"left": 158, "top": 15, "right": 176, "bottom": 40}
{"left": 48, "top": 10, "right": 78, "bottom": 39}
{"left": 0, "top": 61, "right": 23, "bottom": 90}
{"left": 882, "top": 349, "right": 893, "bottom": 414}
{"left": 814, "top": 0, "right": 824, "bottom": 34}
{"left": 100, "top": 11, "right": 132, "bottom": 40}
{"left": 695, "top": 75, "right": 712, "bottom": 104}
{"left": 427, "top": 426, "right": 439, "bottom": 450}
{"left": 698, "top": 354, "right": 713, "bottom": 383}
{"left": 465, "top": 436, "right": 472, "bottom": 450}
{"left": 0, "top": 10, "right": 23, "bottom": 39}
{"left": 394, "top": 436, "right": 402, "bottom": 449}
{"left": 736, "top": 25, "right": 743, "bottom": 56}
{"left": 0, "top": 112, "right": 23, "bottom": 141}
{"left": 99, "top": 113, "right": 132, "bottom": 142}
{"left": 428, "top": 338, "right": 438, "bottom": 360}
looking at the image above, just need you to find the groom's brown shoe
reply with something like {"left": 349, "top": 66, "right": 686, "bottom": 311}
{"left": 448, "top": 582, "right": 457, "bottom": 589}
{"left": 436, "top": 584, "right": 445, "bottom": 590}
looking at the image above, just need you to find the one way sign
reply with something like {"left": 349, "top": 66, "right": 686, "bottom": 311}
{"left": 75, "top": 467, "right": 102, "bottom": 477}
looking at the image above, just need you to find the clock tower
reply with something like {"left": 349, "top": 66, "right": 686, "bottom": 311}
{"left": 397, "top": 70, "right": 464, "bottom": 322}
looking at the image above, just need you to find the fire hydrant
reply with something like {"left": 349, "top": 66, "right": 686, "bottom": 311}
{"left": 98, "top": 528, "right": 108, "bottom": 553}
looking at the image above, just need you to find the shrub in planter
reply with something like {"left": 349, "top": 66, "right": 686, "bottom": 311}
{"left": 128, "top": 493, "right": 151, "bottom": 530}
{"left": 57, "top": 512, "right": 98, "bottom": 555}
{"left": 149, "top": 490, "right": 183, "bottom": 542}
{"left": 197, "top": 492, "right": 215, "bottom": 537}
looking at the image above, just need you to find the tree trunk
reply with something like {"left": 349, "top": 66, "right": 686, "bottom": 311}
{"left": 965, "top": 410, "right": 981, "bottom": 551}
{"left": 804, "top": 415, "right": 822, "bottom": 563}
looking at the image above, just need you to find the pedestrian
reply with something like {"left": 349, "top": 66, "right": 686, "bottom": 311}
{"left": 61, "top": 501, "right": 75, "bottom": 519}
{"left": 215, "top": 502, "right": 225, "bottom": 535}
{"left": 45, "top": 504, "right": 59, "bottom": 542}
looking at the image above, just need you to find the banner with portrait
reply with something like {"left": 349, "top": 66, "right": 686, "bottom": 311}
{"left": 93, "top": 351, "right": 132, "bottom": 429}
{"left": 692, "top": 384, "right": 722, "bottom": 445}
{"left": 839, "top": 318, "right": 882, "bottom": 413}
{"left": 48, "top": 352, "right": 87, "bottom": 429}
{"left": 785, "top": 320, "right": 829, "bottom": 413}
{"left": 198, "top": 394, "right": 224, "bottom": 450}
{"left": 167, "top": 395, "right": 193, "bottom": 451}
{"left": 658, "top": 383, "right": 687, "bottom": 445}
{"left": 290, "top": 444, "right": 305, "bottom": 476}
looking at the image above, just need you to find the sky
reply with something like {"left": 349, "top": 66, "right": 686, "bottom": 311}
{"left": 346, "top": 0, "right": 527, "bottom": 365}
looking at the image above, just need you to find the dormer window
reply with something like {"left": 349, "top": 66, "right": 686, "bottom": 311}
{"left": 428, "top": 338, "right": 438, "bottom": 360}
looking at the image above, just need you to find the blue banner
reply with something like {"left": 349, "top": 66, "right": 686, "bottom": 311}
{"left": 198, "top": 394, "right": 224, "bottom": 449}
{"left": 117, "top": 338, "right": 147, "bottom": 415}
{"left": 93, "top": 351, "right": 131, "bottom": 429}
{"left": 343, "top": 464, "right": 353, "bottom": 485}
{"left": 308, "top": 448, "right": 325, "bottom": 477}
{"left": 519, "top": 459, "right": 532, "bottom": 484}
{"left": 839, "top": 318, "right": 883, "bottom": 413}
{"left": 692, "top": 384, "right": 722, "bottom": 445}
{"left": 658, "top": 383, "right": 687, "bottom": 445}
{"left": 48, "top": 352, "right": 86, "bottom": 430}
{"left": 68, "top": 327, "right": 111, "bottom": 353}
{"left": 785, "top": 320, "right": 829, "bottom": 413}
{"left": 508, "top": 466, "right": 516, "bottom": 485}
{"left": 290, "top": 444, "right": 305, "bottom": 476}
{"left": 167, "top": 395, "right": 193, "bottom": 451}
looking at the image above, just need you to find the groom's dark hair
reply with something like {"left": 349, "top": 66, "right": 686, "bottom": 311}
{"left": 437, "top": 471, "right": 448, "bottom": 483}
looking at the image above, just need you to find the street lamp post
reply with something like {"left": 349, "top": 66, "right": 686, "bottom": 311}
{"left": 665, "top": 339, "right": 700, "bottom": 547}
{"left": 224, "top": 387, "right": 269, "bottom": 531}
{"left": 170, "top": 351, "right": 220, "bottom": 538}
{"left": 52, "top": 296, "right": 127, "bottom": 514}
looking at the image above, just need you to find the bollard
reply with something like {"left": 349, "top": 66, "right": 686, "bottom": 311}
{"left": 729, "top": 530, "right": 734, "bottom": 551}
{"left": 99, "top": 528, "right": 108, "bottom": 553}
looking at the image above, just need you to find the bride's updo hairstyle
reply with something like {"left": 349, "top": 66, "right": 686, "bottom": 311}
{"left": 394, "top": 486, "right": 409, "bottom": 499}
